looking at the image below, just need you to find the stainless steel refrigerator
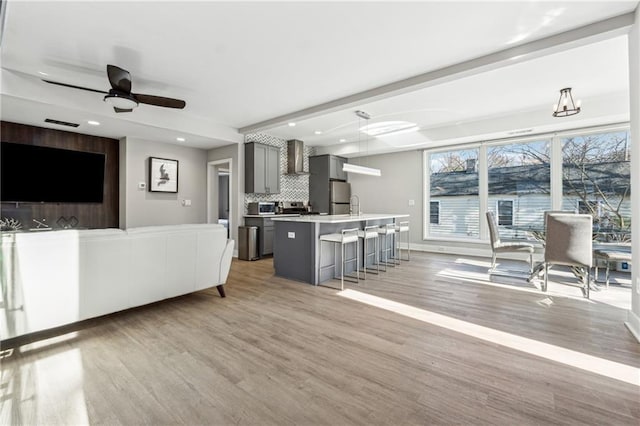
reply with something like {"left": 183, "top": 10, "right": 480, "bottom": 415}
{"left": 330, "top": 181, "right": 351, "bottom": 214}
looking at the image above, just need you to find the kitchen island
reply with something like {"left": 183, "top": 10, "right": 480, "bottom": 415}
{"left": 271, "top": 214, "right": 409, "bottom": 285}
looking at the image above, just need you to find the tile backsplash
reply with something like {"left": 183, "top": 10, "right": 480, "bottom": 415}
{"left": 244, "top": 133, "right": 315, "bottom": 211}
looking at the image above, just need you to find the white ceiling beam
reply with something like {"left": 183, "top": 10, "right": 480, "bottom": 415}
{"left": 239, "top": 12, "right": 635, "bottom": 135}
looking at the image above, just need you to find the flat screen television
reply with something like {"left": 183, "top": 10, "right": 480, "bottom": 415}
{"left": 1, "top": 142, "right": 106, "bottom": 203}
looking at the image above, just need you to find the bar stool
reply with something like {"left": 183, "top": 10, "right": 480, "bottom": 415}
{"left": 377, "top": 223, "right": 397, "bottom": 271}
{"left": 318, "top": 228, "right": 359, "bottom": 290}
{"left": 357, "top": 225, "right": 380, "bottom": 279}
{"left": 394, "top": 221, "right": 410, "bottom": 262}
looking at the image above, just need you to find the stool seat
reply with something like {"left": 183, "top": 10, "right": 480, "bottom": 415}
{"left": 357, "top": 229, "right": 379, "bottom": 239}
{"left": 319, "top": 228, "right": 359, "bottom": 290}
{"left": 377, "top": 223, "right": 397, "bottom": 269}
{"left": 377, "top": 227, "right": 396, "bottom": 235}
{"left": 358, "top": 225, "right": 380, "bottom": 278}
{"left": 394, "top": 224, "right": 409, "bottom": 233}
{"left": 321, "top": 233, "right": 358, "bottom": 244}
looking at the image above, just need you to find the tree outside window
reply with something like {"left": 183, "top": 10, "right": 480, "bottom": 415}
{"left": 561, "top": 131, "right": 631, "bottom": 241}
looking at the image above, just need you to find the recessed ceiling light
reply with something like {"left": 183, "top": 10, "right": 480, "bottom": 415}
{"left": 176, "top": 137, "right": 186, "bottom": 142}
{"left": 87, "top": 120, "right": 100, "bottom": 126}
{"left": 38, "top": 71, "right": 48, "bottom": 76}
{"left": 339, "top": 138, "right": 346, "bottom": 143}
{"left": 314, "top": 130, "right": 322, "bottom": 135}
{"left": 288, "top": 122, "right": 296, "bottom": 127}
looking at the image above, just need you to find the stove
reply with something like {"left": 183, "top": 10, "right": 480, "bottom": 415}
{"left": 280, "top": 201, "right": 310, "bottom": 215}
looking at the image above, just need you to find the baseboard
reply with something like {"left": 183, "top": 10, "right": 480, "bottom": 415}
{"left": 625, "top": 309, "right": 640, "bottom": 343}
{"left": 397, "top": 242, "right": 543, "bottom": 263}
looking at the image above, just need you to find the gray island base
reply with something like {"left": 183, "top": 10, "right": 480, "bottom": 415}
{"left": 271, "top": 214, "right": 409, "bottom": 285}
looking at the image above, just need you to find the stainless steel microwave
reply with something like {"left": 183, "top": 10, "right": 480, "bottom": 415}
{"left": 248, "top": 202, "right": 276, "bottom": 215}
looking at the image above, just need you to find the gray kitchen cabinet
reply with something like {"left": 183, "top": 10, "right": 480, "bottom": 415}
{"left": 329, "top": 155, "right": 347, "bottom": 181}
{"left": 244, "top": 216, "right": 275, "bottom": 256}
{"left": 245, "top": 142, "right": 280, "bottom": 194}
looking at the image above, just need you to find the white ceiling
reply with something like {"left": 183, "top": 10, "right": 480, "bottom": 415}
{"left": 1, "top": 1, "right": 638, "bottom": 153}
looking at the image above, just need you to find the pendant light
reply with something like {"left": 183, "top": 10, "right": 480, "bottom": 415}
{"left": 552, "top": 87, "right": 581, "bottom": 117}
{"left": 342, "top": 110, "right": 381, "bottom": 177}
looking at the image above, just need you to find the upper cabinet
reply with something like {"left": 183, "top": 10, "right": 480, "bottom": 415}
{"left": 245, "top": 142, "right": 280, "bottom": 194}
{"left": 329, "top": 155, "right": 347, "bottom": 181}
{"left": 310, "top": 154, "right": 348, "bottom": 181}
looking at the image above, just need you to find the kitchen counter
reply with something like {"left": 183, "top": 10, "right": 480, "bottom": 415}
{"left": 243, "top": 214, "right": 300, "bottom": 218}
{"left": 271, "top": 213, "right": 408, "bottom": 223}
{"left": 272, "top": 213, "right": 409, "bottom": 285}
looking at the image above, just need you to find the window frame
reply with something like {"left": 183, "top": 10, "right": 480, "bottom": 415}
{"left": 422, "top": 123, "right": 630, "bottom": 243}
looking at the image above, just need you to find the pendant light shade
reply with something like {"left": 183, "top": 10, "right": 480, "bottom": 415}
{"left": 552, "top": 87, "right": 581, "bottom": 117}
{"left": 342, "top": 163, "right": 381, "bottom": 176}
{"left": 342, "top": 110, "right": 381, "bottom": 177}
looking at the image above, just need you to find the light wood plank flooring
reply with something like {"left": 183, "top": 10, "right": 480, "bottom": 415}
{"left": 1, "top": 252, "right": 639, "bottom": 425}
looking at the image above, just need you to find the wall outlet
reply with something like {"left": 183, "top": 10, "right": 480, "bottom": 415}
{"left": 138, "top": 182, "right": 146, "bottom": 190}
{"left": 288, "top": 232, "right": 295, "bottom": 239}
{"left": 182, "top": 199, "right": 192, "bottom": 207}
{"left": 408, "top": 199, "right": 415, "bottom": 206}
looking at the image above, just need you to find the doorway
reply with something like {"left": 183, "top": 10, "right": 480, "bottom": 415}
{"left": 207, "top": 158, "right": 233, "bottom": 238}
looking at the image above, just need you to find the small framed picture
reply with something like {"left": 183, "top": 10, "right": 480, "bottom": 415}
{"left": 149, "top": 157, "right": 179, "bottom": 193}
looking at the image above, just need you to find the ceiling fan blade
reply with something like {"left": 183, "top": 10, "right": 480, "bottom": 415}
{"left": 107, "top": 64, "right": 132, "bottom": 93}
{"left": 42, "top": 79, "right": 108, "bottom": 94}
{"left": 113, "top": 107, "right": 133, "bottom": 113}
{"left": 133, "top": 93, "right": 186, "bottom": 109}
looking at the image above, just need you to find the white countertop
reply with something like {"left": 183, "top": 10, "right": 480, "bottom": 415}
{"left": 271, "top": 213, "right": 409, "bottom": 223}
{"left": 244, "top": 214, "right": 301, "bottom": 218}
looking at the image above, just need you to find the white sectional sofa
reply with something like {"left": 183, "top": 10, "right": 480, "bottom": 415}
{"left": 1, "top": 224, "right": 234, "bottom": 340}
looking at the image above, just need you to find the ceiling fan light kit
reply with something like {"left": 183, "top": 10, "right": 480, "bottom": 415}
{"left": 42, "top": 64, "right": 186, "bottom": 113}
{"left": 552, "top": 87, "right": 581, "bottom": 117}
{"left": 104, "top": 93, "right": 139, "bottom": 110}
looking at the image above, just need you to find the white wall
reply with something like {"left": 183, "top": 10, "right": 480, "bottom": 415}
{"left": 627, "top": 5, "right": 640, "bottom": 342}
{"left": 120, "top": 137, "right": 208, "bottom": 228}
{"left": 349, "top": 150, "right": 423, "bottom": 245}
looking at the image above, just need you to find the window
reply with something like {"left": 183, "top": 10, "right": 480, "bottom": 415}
{"left": 487, "top": 140, "right": 550, "bottom": 239}
{"left": 428, "top": 148, "right": 479, "bottom": 238}
{"left": 562, "top": 130, "right": 631, "bottom": 239}
{"left": 423, "top": 125, "right": 630, "bottom": 243}
{"left": 430, "top": 201, "right": 440, "bottom": 224}
{"left": 497, "top": 200, "right": 513, "bottom": 226}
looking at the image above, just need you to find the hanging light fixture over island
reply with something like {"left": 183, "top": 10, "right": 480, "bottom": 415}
{"left": 342, "top": 110, "right": 382, "bottom": 177}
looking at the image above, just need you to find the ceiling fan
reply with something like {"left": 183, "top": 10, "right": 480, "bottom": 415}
{"left": 42, "top": 64, "right": 186, "bottom": 113}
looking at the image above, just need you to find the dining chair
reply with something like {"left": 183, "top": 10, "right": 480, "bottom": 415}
{"left": 486, "top": 211, "right": 534, "bottom": 274}
{"left": 543, "top": 211, "right": 593, "bottom": 298}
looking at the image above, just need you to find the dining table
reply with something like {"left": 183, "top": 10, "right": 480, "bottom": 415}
{"left": 506, "top": 224, "right": 631, "bottom": 283}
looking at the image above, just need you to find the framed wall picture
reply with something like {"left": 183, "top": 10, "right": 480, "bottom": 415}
{"left": 149, "top": 157, "right": 179, "bottom": 193}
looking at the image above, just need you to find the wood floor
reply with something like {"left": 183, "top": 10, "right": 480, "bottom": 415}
{"left": 1, "top": 252, "right": 639, "bottom": 425}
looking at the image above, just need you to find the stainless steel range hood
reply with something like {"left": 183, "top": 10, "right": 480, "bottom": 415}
{"left": 286, "top": 139, "right": 309, "bottom": 175}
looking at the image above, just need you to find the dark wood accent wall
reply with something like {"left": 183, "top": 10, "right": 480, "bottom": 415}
{"left": 1, "top": 121, "right": 119, "bottom": 230}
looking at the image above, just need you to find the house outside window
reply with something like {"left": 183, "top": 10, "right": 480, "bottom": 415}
{"left": 428, "top": 148, "right": 479, "bottom": 238}
{"left": 497, "top": 200, "right": 514, "bottom": 226}
{"left": 424, "top": 125, "right": 630, "bottom": 243}
{"left": 486, "top": 140, "right": 550, "bottom": 239}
